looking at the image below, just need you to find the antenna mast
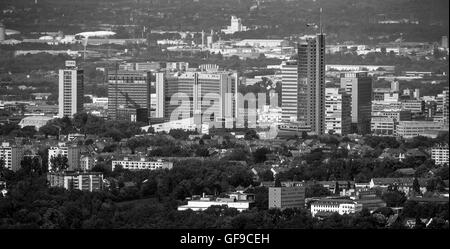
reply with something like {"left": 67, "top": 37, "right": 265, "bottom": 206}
{"left": 319, "top": 8, "right": 323, "bottom": 34}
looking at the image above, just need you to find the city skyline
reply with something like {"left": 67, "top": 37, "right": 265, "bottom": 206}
{"left": 0, "top": 0, "right": 448, "bottom": 238}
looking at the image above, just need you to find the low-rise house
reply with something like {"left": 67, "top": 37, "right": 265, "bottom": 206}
{"left": 316, "top": 180, "right": 355, "bottom": 193}
{"left": 378, "top": 148, "right": 406, "bottom": 161}
{"left": 370, "top": 177, "right": 427, "bottom": 195}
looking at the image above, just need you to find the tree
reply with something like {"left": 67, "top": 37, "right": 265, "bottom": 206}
{"left": 50, "top": 154, "right": 69, "bottom": 172}
{"left": 195, "top": 147, "right": 210, "bottom": 157}
{"left": 412, "top": 178, "right": 421, "bottom": 195}
{"left": 334, "top": 181, "right": 340, "bottom": 195}
{"left": 259, "top": 170, "right": 274, "bottom": 181}
{"left": 253, "top": 147, "right": 270, "bottom": 163}
{"left": 305, "top": 184, "right": 331, "bottom": 198}
{"left": 244, "top": 129, "right": 259, "bottom": 140}
{"left": 382, "top": 190, "right": 407, "bottom": 207}
{"left": 274, "top": 177, "right": 281, "bottom": 187}
{"left": 301, "top": 131, "right": 308, "bottom": 139}
{"left": 20, "top": 156, "right": 45, "bottom": 176}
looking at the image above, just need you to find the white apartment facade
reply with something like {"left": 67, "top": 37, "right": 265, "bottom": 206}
{"left": 310, "top": 199, "right": 363, "bottom": 217}
{"left": 431, "top": 145, "right": 449, "bottom": 165}
{"left": 325, "top": 88, "right": 351, "bottom": 135}
{"left": 0, "top": 142, "right": 24, "bottom": 171}
{"left": 112, "top": 158, "right": 173, "bottom": 171}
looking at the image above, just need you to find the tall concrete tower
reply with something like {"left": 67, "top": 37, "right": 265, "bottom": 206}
{"left": 58, "top": 61, "right": 84, "bottom": 118}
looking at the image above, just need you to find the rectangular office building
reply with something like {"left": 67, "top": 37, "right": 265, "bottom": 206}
{"left": 107, "top": 70, "right": 151, "bottom": 121}
{"left": 340, "top": 71, "right": 372, "bottom": 134}
{"left": 268, "top": 186, "right": 306, "bottom": 210}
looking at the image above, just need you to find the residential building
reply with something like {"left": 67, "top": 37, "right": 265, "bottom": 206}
{"left": 112, "top": 157, "right": 173, "bottom": 171}
{"left": 268, "top": 186, "right": 306, "bottom": 210}
{"left": 431, "top": 145, "right": 449, "bottom": 165}
{"left": 47, "top": 171, "right": 103, "bottom": 192}
{"left": 340, "top": 71, "right": 373, "bottom": 134}
{"left": 325, "top": 88, "right": 351, "bottom": 135}
{"left": 0, "top": 142, "right": 24, "bottom": 171}
{"left": 316, "top": 181, "right": 354, "bottom": 193}
{"left": 310, "top": 198, "right": 363, "bottom": 217}
{"left": 80, "top": 155, "right": 95, "bottom": 171}
{"left": 48, "top": 144, "right": 80, "bottom": 171}
{"left": 107, "top": 70, "right": 151, "bottom": 121}
{"left": 369, "top": 178, "right": 427, "bottom": 195}
{"left": 58, "top": 60, "right": 84, "bottom": 118}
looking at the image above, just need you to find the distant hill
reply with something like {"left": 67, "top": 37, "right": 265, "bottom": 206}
{"left": 0, "top": 0, "right": 448, "bottom": 43}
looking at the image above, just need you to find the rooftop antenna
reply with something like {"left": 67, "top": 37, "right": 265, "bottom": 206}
{"left": 319, "top": 8, "right": 323, "bottom": 34}
{"left": 82, "top": 37, "right": 88, "bottom": 61}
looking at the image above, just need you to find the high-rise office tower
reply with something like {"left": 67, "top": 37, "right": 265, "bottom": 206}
{"left": 107, "top": 70, "right": 151, "bottom": 121}
{"left": 281, "top": 60, "right": 302, "bottom": 122}
{"left": 340, "top": 72, "right": 373, "bottom": 134}
{"left": 58, "top": 61, "right": 84, "bottom": 118}
{"left": 156, "top": 71, "right": 237, "bottom": 128}
{"left": 443, "top": 88, "right": 449, "bottom": 126}
{"left": 325, "top": 88, "right": 351, "bottom": 135}
{"left": 281, "top": 33, "right": 325, "bottom": 135}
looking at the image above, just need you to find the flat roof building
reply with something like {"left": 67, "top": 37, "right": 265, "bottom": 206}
{"left": 268, "top": 186, "right": 306, "bottom": 210}
{"left": 0, "top": 142, "right": 24, "bottom": 171}
{"left": 112, "top": 157, "right": 173, "bottom": 171}
{"left": 47, "top": 171, "right": 103, "bottom": 192}
{"left": 431, "top": 145, "right": 449, "bottom": 165}
{"left": 340, "top": 71, "right": 372, "bottom": 134}
{"left": 396, "top": 121, "right": 443, "bottom": 138}
{"left": 107, "top": 70, "right": 151, "bottom": 121}
{"left": 310, "top": 198, "right": 363, "bottom": 217}
{"left": 325, "top": 88, "right": 351, "bottom": 135}
{"left": 177, "top": 192, "right": 255, "bottom": 212}
{"left": 58, "top": 61, "right": 84, "bottom": 118}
